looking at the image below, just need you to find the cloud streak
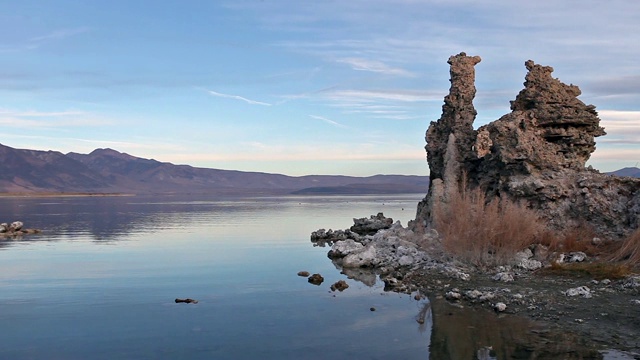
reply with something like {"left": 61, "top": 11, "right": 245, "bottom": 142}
{"left": 309, "top": 115, "right": 347, "bottom": 128}
{"left": 336, "top": 57, "right": 415, "bottom": 77}
{"left": 0, "top": 27, "right": 90, "bottom": 53}
{"left": 205, "top": 89, "right": 271, "bottom": 106}
{"left": 29, "top": 28, "right": 90, "bottom": 43}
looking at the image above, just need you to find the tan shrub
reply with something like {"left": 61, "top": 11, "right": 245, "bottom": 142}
{"left": 609, "top": 228, "right": 640, "bottom": 268}
{"left": 433, "top": 184, "right": 542, "bottom": 268}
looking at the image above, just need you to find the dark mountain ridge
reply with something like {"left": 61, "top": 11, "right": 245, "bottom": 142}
{"left": 0, "top": 143, "right": 429, "bottom": 195}
{"left": 607, "top": 167, "right": 640, "bottom": 178}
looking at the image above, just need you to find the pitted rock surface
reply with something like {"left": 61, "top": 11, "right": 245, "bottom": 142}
{"left": 416, "top": 53, "right": 640, "bottom": 238}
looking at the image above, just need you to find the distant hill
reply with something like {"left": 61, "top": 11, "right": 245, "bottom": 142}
{"left": 607, "top": 167, "right": 640, "bottom": 178}
{"left": 0, "top": 143, "right": 429, "bottom": 195}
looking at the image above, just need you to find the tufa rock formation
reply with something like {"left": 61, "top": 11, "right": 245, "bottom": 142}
{"left": 416, "top": 52, "right": 640, "bottom": 238}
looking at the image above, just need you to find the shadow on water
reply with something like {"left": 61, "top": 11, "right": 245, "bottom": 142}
{"left": 336, "top": 264, "right": 605, "bottom": 360}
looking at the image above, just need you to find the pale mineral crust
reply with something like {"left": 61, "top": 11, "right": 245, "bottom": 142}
{"left": 416, "top": 53, "right": 640, "bottom": 238}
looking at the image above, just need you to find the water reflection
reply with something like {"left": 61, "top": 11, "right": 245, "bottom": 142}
{"left": 428, "top": 297, "right": 602, "bottom": 359}
{"left": 334, "top": 266, "right": 605, "bottom": 360}
{"left": 0, "top": 194, "right": 419, "bottom": 247}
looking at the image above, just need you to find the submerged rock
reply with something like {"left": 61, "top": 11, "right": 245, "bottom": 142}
{"left": 330, "top": 280, "right": 349, "bottom": 292}
{"left": 175, "top": 298, "right": 198, "bottom": 304}
{"left": 307, "top": 273, "right": 324, "bottom": 286}
{"left": 297, "top": 271, "right": 310, "bottom": 277}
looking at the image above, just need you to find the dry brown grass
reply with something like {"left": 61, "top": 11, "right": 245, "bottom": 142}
{"left": 433, "top": 184, "right": 542, "bottom": 268}
{"left": 537, "top": 223, "right": 609, "bottom": 257}
{"left": 608, "top": 228, "right": 640, "bottom": 268}
{"left": 543, "top": 261, "right": 632, "bottom": 280}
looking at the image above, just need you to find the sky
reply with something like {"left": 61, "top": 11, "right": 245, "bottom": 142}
{"left": 1, "top": 1, "right": 639, "bottom": 176}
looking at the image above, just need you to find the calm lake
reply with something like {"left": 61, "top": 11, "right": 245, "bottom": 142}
{"left": 0, "top": 194, "right": 433, "bottom": 359}
{"left": 1, "top": 194, "right": 630, "bottom": 360}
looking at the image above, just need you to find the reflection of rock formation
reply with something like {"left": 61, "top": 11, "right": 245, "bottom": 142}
{"left": 336, "top": 265, "right": 378, "bottom": 287}
{"left": 417, "top": 53, "right": 640, "bottom": 237}
{"left": 428, "top": 297, "right": 600, "bottom": 359}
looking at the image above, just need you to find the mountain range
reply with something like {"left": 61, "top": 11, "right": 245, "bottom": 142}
{"left": 607, "top": 167, "right": 640, "bottom": 178}
{"left": 0, "top": 143, "right": 429, "bottom": 195}
{"left": 2, "top": 143, "right": 638, "bottom": 196}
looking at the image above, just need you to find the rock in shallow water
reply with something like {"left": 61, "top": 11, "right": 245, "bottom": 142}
{"left": 175, "top": 298, "right": 198, "bottom": 304}
{"left": 330, "top": 280, "right": 349, "bottom": 292}
{"left": 307, "top": 273, "right": 324, "bottom": 285}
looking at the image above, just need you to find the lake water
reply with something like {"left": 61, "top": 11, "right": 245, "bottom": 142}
{"left": 0, "top": 194, "right": 433, "bottom": 360}
{"left": 1, "top": 194, "right": 628, "bottom": 360}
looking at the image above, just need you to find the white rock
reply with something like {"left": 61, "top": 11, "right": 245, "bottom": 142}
{"left": 494, "top": 302, "right": 507, "bottom": 312}
{"left": 342, "top": 245, "right": 377, "bottom": 268}
{"left": 465, "top": 290, "right": 483, "bottom": 299}
{"left": 516, "top": 259, "right": 542, "bottom": 271}
{"left": 564, "top": 286, "right": 592, "bottom": 298}
{"left": 492, "top": 272, "right": 514, "bottom": 282}
{"left": 567, "top": 251, "right": 587, "bottom": 263}
{"left": 398, "top": 255, "right": 414, "bottom": 267}
{"left": 514, "top": 248, "right": 533, "bottom": 262}
{"left": 330, "top": 240, "right": 364, "bottom": 257}
{"left": 479, "top": 292, "right": 495, "bottom": 301}
{"left": 9, "top": 221, "right": 23, "bottom": 231}
{"left": 445, "top": 291, "right": 461, "bottom": 300}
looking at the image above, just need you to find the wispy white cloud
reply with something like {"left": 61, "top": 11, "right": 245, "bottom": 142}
{"left": 0, "top": 27, "right": 90, "bottom": 53}
{"left": 0, "top": 109, "right": 85, "bottom": 117}
{"left": 336, "top": 57, "right": 415, "bottom": 77}
{"left": 309, "top": 115, "right": 347, "bottom": 128}
{"left": 205, "top": 89, "right": 271, "bottom": 106}
{"left": 29, "top": 27, "right": 90, "bottom": 43}
{"left": 323, "top": 89, "right": 440, "bottom": 103}
{"left": 0, "top": 108, "right": 109, "bottom": 128}
{"left": 598, "top": 110, "right": 640, "bottom": 144}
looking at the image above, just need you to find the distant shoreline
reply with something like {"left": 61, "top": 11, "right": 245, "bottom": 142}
{"left": 0, "top": 192, "right": 135, "bottom": 198}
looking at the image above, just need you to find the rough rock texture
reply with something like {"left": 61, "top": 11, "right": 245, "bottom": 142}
{"left": 416, "top": 52, "right": 640, "bottom": 238}
{"left": 350, "top": 213, "right": 394, "bottom": 235}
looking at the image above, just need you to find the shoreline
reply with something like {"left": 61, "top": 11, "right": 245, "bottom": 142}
{"left": 312, "top": 215, "right": 640, "bottom": 357}
{"left": 411, "top": 266, "right": 640, "bottom": 355}
{"left": 0, "top": 192, "right": 136, "bottom": 198}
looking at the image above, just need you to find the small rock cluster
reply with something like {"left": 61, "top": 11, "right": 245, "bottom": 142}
{"left": 314, "top": 214, "right": 434, "bottom": 272}
{"left": 0, "top": 221, "right": 41, "bottom": 238}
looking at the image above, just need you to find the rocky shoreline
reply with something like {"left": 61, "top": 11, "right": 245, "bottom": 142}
{"left": 311, "top": 213, "right": 640, "bottom": 357}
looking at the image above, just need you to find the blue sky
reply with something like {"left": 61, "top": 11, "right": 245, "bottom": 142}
{"left": 1, "top": 1, "right": 639, "bottom": 176}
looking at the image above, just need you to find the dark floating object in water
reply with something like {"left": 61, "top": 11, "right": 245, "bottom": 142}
{"left": 297, "top": 271, "right": 310, "bottom": 277}
{"left": 370, "top": 307, "right": 376, "bottom": 312}
{"left": 175, "top": 298, "right": 198, "bottom": 304}
{"left": 307, "top": 273, "right": 324, "bottom": 285}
